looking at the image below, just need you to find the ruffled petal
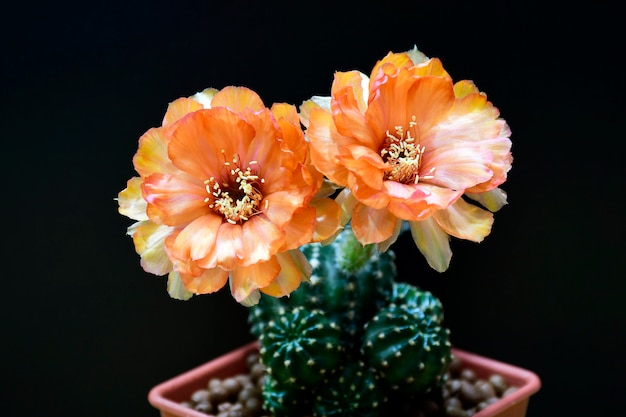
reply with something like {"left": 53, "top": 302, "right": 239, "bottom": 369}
{"left": 310, "top": 197, "right": 342, "bottom": 242}
{"left": 279, "top": 207, "right": 316, "bottom": 251}
{"left": 200, "top": 222, "right": 245, "bottom": 270}
{"left": 210, "top": 86, "right": 265, "bottom": 113}
{"left": 262, "top": 190, "right": 305, "bottom": 228}
{"left": 230, "top": 257, "right": 280, "bottom": 302}
{"left": 169, "top": 214, "right": 222, "bottom": 261}
{"left": 420, "top": 142, "right": 495, "bottom": 190}
{"left": 271, "top": 102, "right": 300, "bottom": 126}
{"left": 331, "top": 71, "right": 377, "bottom": 148}
{"left": 142, "top": 173, "right": 209, "bottom": 225}
{"left": 162, "top": 97, "right": 204, "bottom": 126}
{"left": 180, "top": 267, "right": 229, "bottom": 294}
{"left": 409, "top": 218, "right": 452, "bottom": 272}
{"left": 299, "top": 96, "right": 330, "bottom": 128}
{"left": 133, "top": 127, "right": 176, "bottom": 179}
{"left": 241, "top": 215, "right": 284, "bottom": 266}
{"left": 305, "top": 107, "right": 353, "bottom": 186}
{"left": 351, "top": 203, "right": 398, "bottom": 244}
{"left": 375, "top": 218, "right": 403, "bottom": 252}
{"left": 169, "top": 107, "right": 256, "bottom": 180}
{"left": 433, "top": 198, "right": 494, "bottom": 242}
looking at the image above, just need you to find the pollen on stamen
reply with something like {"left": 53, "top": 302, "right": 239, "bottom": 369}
{"left": 203, "top": 153, "right": 266, "bottom": 224}
{"left": 381, "top": 115, "right": 432, "bottom": 185}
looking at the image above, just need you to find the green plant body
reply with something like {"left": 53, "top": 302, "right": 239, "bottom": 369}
{"left": 248, "top": 226, "right": 452, "bottom": 416}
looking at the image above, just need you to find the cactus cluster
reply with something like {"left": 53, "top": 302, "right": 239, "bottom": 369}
{"left": 248, "top": 226, "right": 452, "bottom": 417}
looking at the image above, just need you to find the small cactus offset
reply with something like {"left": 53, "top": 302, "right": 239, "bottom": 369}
{"left": 389, "top": 282, "right": 445, "bottom": 324}
{"left": 362, "top": 303, "right": 452, "bottom": 395}
{"left": 258, "top": 307, "right": 343, "bottom": 386}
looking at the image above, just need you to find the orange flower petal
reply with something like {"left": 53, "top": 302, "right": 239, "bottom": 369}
{"left": 310, "top": 197, "right": 342, "bottom": 242}
{"left": 271, "top": 102, "right": 300, "bottom": 126}
{"left": 169, "top": 108, "right": 256, "bottom": 181}
{"left": 279, "top": 207, "right": 316, "bottom": 251}
{"left": 410, "top": 57, "right": 450, "bottom": 78}
{"left": 351, "top": 203, "right": 398, "bottom": 244}
{"left": 262, "top": 191, "right": 304, "bottom": 228}
{"left": 230, "top": 257, "right": 280, "bottom": 302}
{"left": 199, "top": 222, "right": 244, "bottom": 270}
{"left": 170, "top": 214, "right": 222, "bottom": 261}
{"left": 180, "top": 267, "right": 229, "bottom": 294}
{"left": 305, "top": 107, "right": 353, "bottom": 186}
{"left": 260, "top": 250, "right": 311, "bottom": 298}
{"left": 369, "top": 51, "right": 414, "bottom": 89}
{"left": 405, "top": 76, "right": 455, "bottom": 133}
{"left": 241, "top": 215, "right": 284, "bottom": 266}
{"left": 142, "top": 173, "right": 209, "bottom": 225}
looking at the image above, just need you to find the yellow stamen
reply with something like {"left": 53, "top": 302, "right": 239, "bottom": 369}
{"left": 205, "top": 151, "right": 264, "bottom": 223}
{"left": 380, "top": 115, "right": 435, "bottom": 184}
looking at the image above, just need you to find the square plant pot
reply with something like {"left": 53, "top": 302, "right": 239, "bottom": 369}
{"left": 148, "top": 341, "right": 541, "bottom": 417}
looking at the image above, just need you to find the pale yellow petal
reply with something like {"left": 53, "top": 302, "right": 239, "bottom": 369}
{"left": 162, "top": 97, "right": 204, "bottom": 126}
{"left": 130, "top": 221, "right": 174, "bottom": 275}
{"left": 190, "top": 87, "right": 219, "bottom": 108}
{"left": 409, "top": 218, "right": 452, "bottom": 272}
{"left": 433, "top": 198, "right": 494, "bottom": 242}
{"left": 465, "top": 188, "right": 508, "bottom": 212}
{"left": 118, "top": 177, "right": 148, "bottom": 221}
{"left": 166, "top": 270, "right": 194, "bottom": 300}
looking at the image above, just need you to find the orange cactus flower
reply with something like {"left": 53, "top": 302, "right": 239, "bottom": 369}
{"left": 301, "top": 47, "right": 512, "bottom": 272}
{"left": 118, "top": 87, "right": 341, "bottom": 305}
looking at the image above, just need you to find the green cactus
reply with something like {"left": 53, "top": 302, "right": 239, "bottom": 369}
{"left": 361, "top": 303, "right": 452, "bottom": 395}
{"left": 291, "top": 227, "right": 395, "bottom": 350}
{"left": 258, "top": 306, "right": 343, "bottom": 386}
{"left": 248, "top": 226, "right": 453, "bottom": 415}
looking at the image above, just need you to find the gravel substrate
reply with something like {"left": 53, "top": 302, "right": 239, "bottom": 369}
{"left": 179, "top": 351, "right": 518, "bottom": 417}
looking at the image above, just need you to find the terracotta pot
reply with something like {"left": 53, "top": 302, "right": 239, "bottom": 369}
{"left": 148, "top": 341, "right": 540, "bottom": 417}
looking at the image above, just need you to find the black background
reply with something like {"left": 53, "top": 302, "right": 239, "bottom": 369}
{"left": 1, "top": 1, "right": 624, "bottom": 416}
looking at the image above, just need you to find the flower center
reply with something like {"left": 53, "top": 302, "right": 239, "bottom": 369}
{"left": 204, "top": 151, "right": 265, "bottom": 224}
{"left": 380, "top": 115, "right": 434, "bottom": 184}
